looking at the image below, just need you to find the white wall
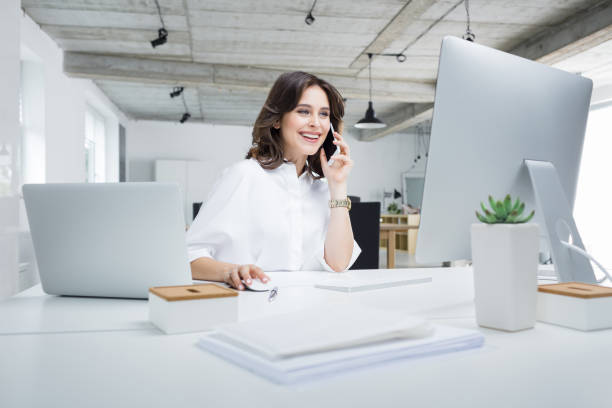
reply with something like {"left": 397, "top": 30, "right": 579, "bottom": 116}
{"left": 126, "top": 120, "right": 423, "bottom": 204}
{"left": 0, "top": 0, "right": 21, "bottom": 298}
{"left": 20, "top": 13, "right": 128, "bottom": 184}
{"left": 0, "top": 11, "right": 129, "bottom": 298}
{"left": 126, "top": 120, "right": 252, "bottom": 183}
{"left": 591, "top": 84, "right": 612, "bottom": 105}
{"left": 346, "top": 130, "right": 426, "bottom": 203}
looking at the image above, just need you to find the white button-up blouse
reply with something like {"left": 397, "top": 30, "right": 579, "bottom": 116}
{"left": 186, "top": 158, "right": 361, "bottom": 272}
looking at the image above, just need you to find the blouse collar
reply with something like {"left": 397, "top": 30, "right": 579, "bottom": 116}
{"left": 280, "top": 159, "right": 314, "bottom": 185}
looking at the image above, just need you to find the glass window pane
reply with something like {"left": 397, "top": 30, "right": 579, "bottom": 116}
{"left": 574, "top": 104, "right": 612, "bottom": 272}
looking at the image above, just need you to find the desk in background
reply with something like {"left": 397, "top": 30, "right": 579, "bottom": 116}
{"left": 0, "top": 267, "right": 610, "bottom": 408}
{"left": 380, "top": 223, "right": 418, "bottom": 268}
{"left": 380, "top": 214, "right": 420, "bottom": 263}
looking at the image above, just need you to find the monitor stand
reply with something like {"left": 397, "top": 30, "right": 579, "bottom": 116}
{"left": 525, "top": 160, "right": 596, "bottom": 283}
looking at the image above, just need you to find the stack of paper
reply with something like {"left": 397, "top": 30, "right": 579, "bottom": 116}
{"left": 197, "top": 305, "right": 484, "bottom": 384}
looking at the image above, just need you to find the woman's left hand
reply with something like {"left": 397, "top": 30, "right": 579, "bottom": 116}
{"left": 320, "top": 131, "right": 354, "bottom": 190}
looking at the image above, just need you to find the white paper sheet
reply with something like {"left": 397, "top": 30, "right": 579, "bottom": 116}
{"left": 197, "top": 324, "right": 484, "bottom": 384}
{"left": 214, "top": 305, "right": 433, "bottom": 359}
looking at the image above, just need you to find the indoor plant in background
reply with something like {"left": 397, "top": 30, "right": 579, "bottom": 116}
{"left": 386, "top": 202, "right": 401, "bottom": 214}
{"left": 471, "top": 195, "right": 538, "bottom": 331}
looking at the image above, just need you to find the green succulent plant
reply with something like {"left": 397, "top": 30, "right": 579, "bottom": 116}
{"left": 475, "top": 194, "right": 535, "bottom": 224}
{"left": 387, "top": 202, "right": 401, "bottom": 214}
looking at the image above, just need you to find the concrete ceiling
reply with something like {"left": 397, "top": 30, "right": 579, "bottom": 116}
{"left": 22, "top": 0, "right": 612, "bottom": 138}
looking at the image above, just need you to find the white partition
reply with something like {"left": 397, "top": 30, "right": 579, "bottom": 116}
{"left": 155, "top": 160, "right": 215, "bottom": 225}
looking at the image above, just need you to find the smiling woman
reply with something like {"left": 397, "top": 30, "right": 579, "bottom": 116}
{"left": 187, "top": 72, "right": 361, "bottom": 290}
{"left": 246, "top": 71, "right": 345, "bottom": 179}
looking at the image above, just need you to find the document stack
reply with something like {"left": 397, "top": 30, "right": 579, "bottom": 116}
{"left": 197, "top": 305, "right": 484, "bottom": 384}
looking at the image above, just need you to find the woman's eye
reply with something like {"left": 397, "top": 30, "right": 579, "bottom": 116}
{"left": 320, "top": 112, "right": 330, "bottom": 118}
{"left": 297, "top": 110, "right": 310, "bottom": 115}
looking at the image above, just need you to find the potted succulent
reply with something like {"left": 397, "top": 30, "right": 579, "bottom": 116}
{"left": 471, "top": 194, "right": 538, "bottom": 331}
{"left": 386, "top": 202, "right": 401, "bottom": 214}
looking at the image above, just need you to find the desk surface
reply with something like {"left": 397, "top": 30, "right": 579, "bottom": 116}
{"left": 0, "top": 267, "right": 610, "bottom": 408}
{"left": 380, "top": 223, "right": 417, "bottom": 230}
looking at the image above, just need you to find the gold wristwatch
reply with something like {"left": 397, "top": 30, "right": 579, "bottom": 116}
{"left": 329, "top": 197, "right": 351, "bottom": 211}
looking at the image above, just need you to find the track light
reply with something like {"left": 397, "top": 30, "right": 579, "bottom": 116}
{"left": 172, "top": 85, "right": 193, "bottom": 123}
{"left": 180, "top": 112, "right": 191, "bottom": 123}
{"left": 462, "top": 0, "right": 476, "bottom": 42}
{"left": 151, "top": 28, "right": 168, "bottom": 48}
{"left": 151, "top": 0, "right": 168, "bottom": 48}
{"left": 169, "top": 86, "right": 184, "bottom": 98}
{"left": 177, "top": 88, "right": 191, "bottom": 123}
{"left": 305, "top": 0, "right": 317, "bottom": 25}
{"left": 371, "top": 52, "right": 407, "bottom": 63}
{"left": 305, "top": 12, "right": 315, "bottom": 25}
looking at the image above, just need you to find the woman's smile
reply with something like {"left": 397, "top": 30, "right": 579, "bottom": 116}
{"left": 279, "top": 85, "right": 331, "bottom": 165}
{"left": 299, "top": 130, "right": 322, "bottom": 143}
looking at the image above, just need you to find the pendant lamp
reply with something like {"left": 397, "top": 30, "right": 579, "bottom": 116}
{"left": 354, "top": 53, "right": 386, "bottom": 129}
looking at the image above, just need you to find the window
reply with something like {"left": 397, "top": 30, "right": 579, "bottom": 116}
{"left": 19, "top": 60, "right": 45, "bottom": 186}
{"left": 85, "top": 106, "right": 106, "bottom": 183}
{"left": 574, "top": 102, "right": 612, "bottom": 273}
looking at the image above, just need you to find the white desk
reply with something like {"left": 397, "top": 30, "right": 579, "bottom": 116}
{"left": 0, "top": 267, "right": 610, "bottom": 408}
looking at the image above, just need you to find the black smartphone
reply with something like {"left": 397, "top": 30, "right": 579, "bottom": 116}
{"left": 322, "top": 122, "right": 339, "bottom": 162}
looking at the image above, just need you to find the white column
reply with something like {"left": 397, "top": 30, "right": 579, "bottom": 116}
{"left": 0, "top": 0, "right": 21, "bottom": 298}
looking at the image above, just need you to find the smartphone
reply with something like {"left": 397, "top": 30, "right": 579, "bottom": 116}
{"left": 322, "top": 122, "right": 339, "bottom": 163}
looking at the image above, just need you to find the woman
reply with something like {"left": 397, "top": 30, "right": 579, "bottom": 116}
{"left": 187, "top": 71, "right": 360, "bottom": 290}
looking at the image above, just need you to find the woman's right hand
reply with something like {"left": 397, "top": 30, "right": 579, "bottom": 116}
{"left": 224, "top": 264, "right": 270, "bottom": 290}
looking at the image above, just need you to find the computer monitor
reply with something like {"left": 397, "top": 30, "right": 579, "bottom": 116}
{"left": 416, "top": 36, "right": 596, "bottom": 283}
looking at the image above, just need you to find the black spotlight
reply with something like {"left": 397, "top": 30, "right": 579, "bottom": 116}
{"left": 305, "top": 12, "right": 315, "bottom": 25}
{"left": 151, "top": 28, "right": 168, "bottom": 48}
{"left": 180, "top": 112, "right": 191, "bottom": 124}
{"left": 169, "top": 87, "right": 184, "bottom": 98}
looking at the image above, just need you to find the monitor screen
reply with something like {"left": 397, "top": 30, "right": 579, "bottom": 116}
{"left": 416, "top": 37, "right": 592, "bottom": 279}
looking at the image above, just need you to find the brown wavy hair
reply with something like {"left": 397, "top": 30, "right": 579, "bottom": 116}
{"left": 246, "top": 71, "right": 344, "bottom": 179}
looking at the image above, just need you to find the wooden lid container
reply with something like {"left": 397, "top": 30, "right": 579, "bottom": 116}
{"left": 538, "top": 282, "right": 612, "bottom": 299}
{"left": 149, "top": 284, "right": 237, "bottom": 302}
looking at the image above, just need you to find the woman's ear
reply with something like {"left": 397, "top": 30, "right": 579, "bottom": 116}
{"left": 273, "top": 121, "right": 280, "bottom": 129}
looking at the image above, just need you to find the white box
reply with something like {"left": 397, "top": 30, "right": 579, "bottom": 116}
{"left": 537, "top": 282, "right": 612, "bottom": 331}
{"left": 148, "top": 284, "right": 238, "bottom": 334}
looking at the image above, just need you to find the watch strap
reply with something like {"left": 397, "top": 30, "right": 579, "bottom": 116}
{"left": 329, "top": 197, "right": 352, "bottom": 211}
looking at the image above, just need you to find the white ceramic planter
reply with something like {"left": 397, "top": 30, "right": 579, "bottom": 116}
{"left": 471, "top": 223, "right": 539, "bottom": 331}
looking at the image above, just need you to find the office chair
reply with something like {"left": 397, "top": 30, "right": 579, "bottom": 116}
{"left": 193, "top": 202, "right": 203, "bottom": 221}
{"left": 349, "top": 201, "right": 381, "bottom": 269}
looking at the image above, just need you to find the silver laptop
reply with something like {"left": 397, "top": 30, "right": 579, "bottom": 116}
{"left": 23, "top": 183, "right": 192, "bottom": 299}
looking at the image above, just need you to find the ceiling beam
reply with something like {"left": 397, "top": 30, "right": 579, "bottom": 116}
{"left": 360, "top": 0, "right": 612, "bottom": 141}
{"left": 349, "top": 0, "right": 437, "bottom": 70}
{"left": 63, "top": 52, "right": 435, "bottom": 103}
{"left": 510, "top": 0, "right": 612, "bottom": 65}
{"left": 356, "top": 103, "right": 433, "bottom": 142}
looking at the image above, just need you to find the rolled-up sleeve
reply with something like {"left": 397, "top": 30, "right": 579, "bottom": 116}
{"left": 314, "top": 239, "right": 362, "bottom": 272}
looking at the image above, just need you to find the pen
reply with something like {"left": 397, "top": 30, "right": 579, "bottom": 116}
{"left": 268, "top": 286, "right": 278, "bottom": 302}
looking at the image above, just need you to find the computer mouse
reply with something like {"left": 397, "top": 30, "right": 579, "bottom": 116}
{"left": 242, "top": 278, "right": 272, "bottom": 292}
